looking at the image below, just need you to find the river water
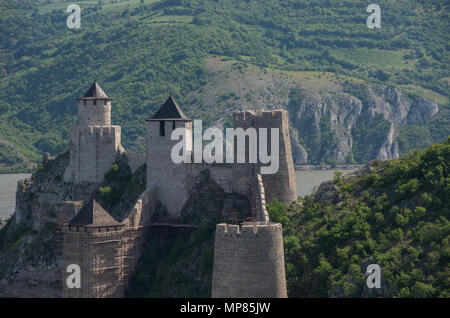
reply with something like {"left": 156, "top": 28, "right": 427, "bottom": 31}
{"left": 0, "top": 174, "right": 30, "bottom": 221}
{"left": 295, "top": 169, "right": 355, "bottom": 197}
{"left": 0, "top": 170, "right": 354, "bottom": 221}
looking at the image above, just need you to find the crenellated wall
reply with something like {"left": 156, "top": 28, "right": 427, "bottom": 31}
{"left": 64, "top": 95, "right": 123, "bottom": 186}
{"left": 64, "top": 125, "right": 123, "bottom": 184}
{"left": 233, "top": 110, "right": 297, "bottom": 205}
{"left": 211, "top": 222, "right": 287, "bottom": 298}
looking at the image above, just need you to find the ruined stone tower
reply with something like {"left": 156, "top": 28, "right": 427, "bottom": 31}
{"left": 64, "top": 81, "right": 123, "bottom": 184}
{"left": 211, "top": 222, "right": 287, "bottom": 298}
{"left": 233, "top": 110, "right": 297, "bottom": 205}
{"left": 146, "top": 96, "right": 193, "bottom": 219}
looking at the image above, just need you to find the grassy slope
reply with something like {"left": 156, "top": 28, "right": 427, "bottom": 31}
{"left": 268, "top": 137, "right": 450, "bottom": 297}
{"left": 0, "top": 0, "right": 448, "bottom": 168}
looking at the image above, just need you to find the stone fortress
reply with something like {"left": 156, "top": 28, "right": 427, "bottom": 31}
{"left": 60, "top": 81, "right": 297, "bottom": 298}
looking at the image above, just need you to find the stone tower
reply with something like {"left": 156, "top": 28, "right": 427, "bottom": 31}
{"left": 146, "top": 96, "right": 193, "bottom": 219}
{"left": 211, "top": 222, "right": 287, "bottom": 298}
{"left": 233, "top": 110, "right": 297, "bottom": 205}
{"left": 64, "top": 81, "right": 123, "bottom": 184}
{"left": 62, "top": 199, "right": 126, "bottom": 298}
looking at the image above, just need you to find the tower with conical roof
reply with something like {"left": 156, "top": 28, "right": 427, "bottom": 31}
{"left": 145, "top": 96, "right": 193, "bottom": 219}
{"left": 64, "top": 81, "right": 123, "bottom": 187}
{"left": 76, "top": 80, "right": 112, "bottom": 126}
{"left": 62, "top": 199, "right": 126, "bottom": 298}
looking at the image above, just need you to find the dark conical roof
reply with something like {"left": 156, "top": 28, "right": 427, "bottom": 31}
{"left": 148, "top": 95, "right": 191, "bottom": 121}
{"left": 69, "top": 199, "right": 121, "bottom": 227}
{"left": 78, "top": 80, "right": 111, "bottom": 100}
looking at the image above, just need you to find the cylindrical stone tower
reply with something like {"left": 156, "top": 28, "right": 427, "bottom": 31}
{"left": 211, "top": 222, "right": 287, "bottom": 298}
{"left": 64, "top": 81, "right": 123, "bottom": 186}
{"left": 77, "top": 80, "right": 112, "bottom": 126}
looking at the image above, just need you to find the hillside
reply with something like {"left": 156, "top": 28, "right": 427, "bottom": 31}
{"left": 0, "top": 0, "right": 449, "bottom": 169}
{"left": 185, "top": 57, "right": 446, "bottom": 164}
{"left": 268, "top": 137, "right": 450, "bottom": 297}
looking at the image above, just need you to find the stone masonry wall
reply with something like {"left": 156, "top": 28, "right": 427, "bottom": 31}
{"left": 64, "top": 125, "right": 122, "bottom": 183}
{"left": 211, "top": 222, "right": 287, "bottom": 298}
{"left": 233, "top": 110, "right": 297, "bottom": 205}
{"left": 62, "top": 225, "right": 126, "bottom": 298}
{"left": 125, "top": 151, "right": 146, "bottom": 173}
{"left": 62, "top": 190, "right": 155, "bottom": 298}
{"left": 146, "top": 120, "right": 193, "bottom": 219}
{"left": 77, "top": 99, "right": 111, "bottom": 127}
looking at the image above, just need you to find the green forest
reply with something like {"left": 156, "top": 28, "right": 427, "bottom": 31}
{"left": 0, "top": 0, "right": 449, "bottom": 169}
{"left": 269, "top": 138, "right": 450, "bottom": 297}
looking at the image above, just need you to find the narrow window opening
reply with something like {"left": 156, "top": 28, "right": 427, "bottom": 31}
{"left": 93, "top": 100, "right": 97, "bottom": 105}
{"left": 83, "top": 100, "right": 87, "bottom": 106}
{"left": 159, "top": 121, "right": 165, "bottom": 136}
{"left": 172, "top": 121, "right": 176, "bottom": 130}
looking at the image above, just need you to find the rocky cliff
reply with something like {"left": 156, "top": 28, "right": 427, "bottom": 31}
{"left": 288, "top": 83, "right": 439, "bottom": 165}
{"left": 0, "top": 152, "right": 82, "bottom": 297}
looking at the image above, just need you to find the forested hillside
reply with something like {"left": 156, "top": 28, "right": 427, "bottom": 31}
{"left": 269, "top": 137, "right": 450, "bottom": 297}
{"left": 0, "top": 0, "right": 448, "bottom": 170}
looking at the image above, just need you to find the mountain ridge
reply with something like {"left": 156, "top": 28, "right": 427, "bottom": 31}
{"left": 0, "top": 0, "right": 448, "bottom": 169}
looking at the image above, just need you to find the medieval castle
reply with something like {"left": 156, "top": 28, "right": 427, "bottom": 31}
{"left": 59, "top": 81, "right": 297, "bottom": 298}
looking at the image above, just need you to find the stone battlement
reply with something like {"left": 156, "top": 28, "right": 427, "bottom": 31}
{"left": 71, "top": 125, "right": 121, "bottom": 136}
{"left": 61, "top": 224, "right": 125, "bottom": 233}
{"left": 232, "top": 109, "right": 297, "bottom": 205}
{"left": 212, "top": 221, "right": 287, "bottom": 298}
{"left": 77, "top": 97, "right": 111, "bottom": 127}
{"left": 215, "top": 222, "right": 282, "bottom": 236}
{"left": 65, "top": 125, "right": 122, "bottom": 184}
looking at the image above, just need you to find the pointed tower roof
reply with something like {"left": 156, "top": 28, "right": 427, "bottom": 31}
{"left": 69, "top": 199, "right": 122, "bottom": 227}
{"left": 147, "top": 95, "right": 191, "bottom": 121}
{"left": 78, "top": 80, "right": 111, "bottom": 100}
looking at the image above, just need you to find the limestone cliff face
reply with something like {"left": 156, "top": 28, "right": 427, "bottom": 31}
{"left": 0, "top": 152, "right": 77, "bottom": 298}
{"left": 14, "top": 152, "right": 79, "bottom": 230}
{"left": 287, "top": 84, "right": 439, "bottom": 164}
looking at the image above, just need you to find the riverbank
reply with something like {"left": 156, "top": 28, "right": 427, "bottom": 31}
{"left": 0, "top": 165, "right": 34, "bottom": 174}
{"left": 295, "top": 164, "right": 365, "bottom": 171}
